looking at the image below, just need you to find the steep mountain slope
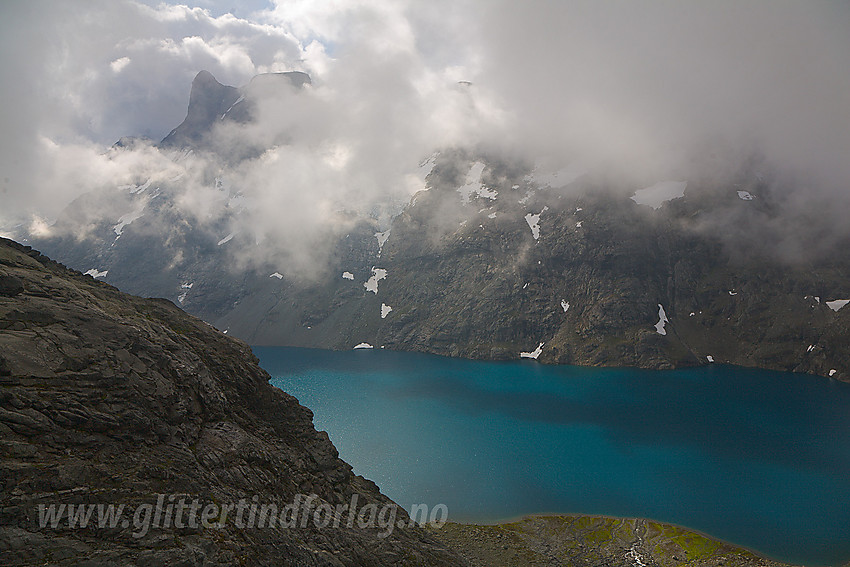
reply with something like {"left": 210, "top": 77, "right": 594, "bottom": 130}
{"left": 23, "top": 71, "right": 850, "bottom": 381}
{"left": 160, "top": 69, "right": 311, "bottom": 150}
{"left": 0, "top": 237, "right": 462, "bottom": 566}
{"left": 282, "top": 153, "right": 850, "bottom": 379}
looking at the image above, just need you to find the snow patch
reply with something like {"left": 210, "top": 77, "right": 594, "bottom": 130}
{"left": 177, "top": 282, "right": 193, "bottom": 304}
{"left": 737, "top": 190, "right": 755, "bottom": 200}
{"left": 353, "top": 343, "right": 374, "bottom": 349}
{"left": 477, "top": 186, "right": 498, "bottom": 199}
{"left": 826, "top": 299, "right": 849, "bottom": 312}
{"left": 375, "top": 230, "right": 390, "bottom": 254}
{"left": 654, "top": 304, "right": 668, "bottom": 335}
{"left": 113, "top": 204, "right": 146, "bottom": 237}
{"left": 217, "top": 233, "right": 235, "bottom": 246}
{"left": 631, "top": 181, "right": 687, "bottom": 209}
{"left": 124, "top": 178, "right": 152, "bottom": 194}
{"left": 807, "top": 344, "right": 815, "bottom": 353}
{"left": 342, "top": 271, "right": 355, "bottom": 280}
{"left": 525, "top": 206, "right": 548, "bottom": 239}
{"left": 381, "top": 304, "right": 393, "bottom": 318}
{"left": 220, "top": 95, "right": 245, "bottom": 119}
{"left": 520, "top": 343, "right": 544, "bottom": 359}
{"left": 487, "top": 212, "right": 497, "bottom": 219}
{"left": 84, "top": 269, "right": 108, "bottom": 279}
{"left": 706, "top": 355, "right": 714, "bottom": 363}
{"left": 457, "top": 162, "right": 497, "bottom": 203}
{"left": 415, "top": 153, "right": 437, "bottom": 190}
{"left": 269, "top": 272, "right": 283, "bottom": 279}
{"left": 561, "top": 300, "right": 570, "bottom": 312}
{"left": 729, "top": 290, "right": 738, "bottom": 296}
{"left": 364, "top": 267, "right": 387, "bottom": 294}
{"left": 830, "top": 369, "right": 837, "bottom": 377}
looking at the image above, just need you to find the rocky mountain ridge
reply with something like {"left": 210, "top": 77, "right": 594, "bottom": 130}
{"left": 160, "top": 69, "right": 311, "bottom": 150}
{"left": 0, "top": 237, "right": 461, "bottom": 566}
{"left": 21, "top": 70, "right": 850, "bottom": 382}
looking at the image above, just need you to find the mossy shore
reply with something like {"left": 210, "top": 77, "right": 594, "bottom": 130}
{"left": 426, "top": 515, "right": 807, "bottom": 567}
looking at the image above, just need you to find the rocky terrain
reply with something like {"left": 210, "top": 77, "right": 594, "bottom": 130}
{"left": 22, "top": 71, "right": 850, "bottom": 382}
{"left": 428, "top": 516, "right": 800, "bottom": 567}
{"left": 0, "top": 237, "right": 462, "bottom": 566}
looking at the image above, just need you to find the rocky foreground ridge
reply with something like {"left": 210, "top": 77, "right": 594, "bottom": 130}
{"left": 0, "top": 237, "right": 460, "bottom": 566}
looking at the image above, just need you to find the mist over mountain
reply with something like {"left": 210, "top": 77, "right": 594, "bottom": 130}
{"left": 3, "top": 0, "right": 850, "bottom": 267}
{"left": 2, "top": 1, "right": 850, "bottom": 380}
{"left": 4, "top": 5, "right": 850, "bottom": 566}
{"left": 10, "top": 67, "right": 847, "bottom": 383}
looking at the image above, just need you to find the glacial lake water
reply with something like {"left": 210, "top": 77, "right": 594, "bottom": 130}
{"left": 256, "top": 346, "right": 850, "bottom": 566}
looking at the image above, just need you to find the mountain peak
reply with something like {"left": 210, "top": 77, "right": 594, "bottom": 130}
{"left": 159, "top": 70, "right": 239, "bottom": 148}
{"left": 192, "top": 69, "right": 219, "bottom": 86}
{"left": 160, "top": 70, "right": 311, "bottom": 149}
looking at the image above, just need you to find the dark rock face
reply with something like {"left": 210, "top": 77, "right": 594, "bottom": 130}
{"left": 21, "top": 71, "right": 850, "bottom": 383}
{"left": 160, "top": 70, "right": 241, "bottom": 148}
{"left": 160, "top": 69, "right": 311, "bottom": 149}
{"left": 0, "top": 274, "right": 23, "bottom": 297}
{"left": 27, "top": 150, "right": 850, "bottom": 383}
{"left": 209, "top": 154, "right": 850, "bottom": 381}
{"left": 0, "top": 238, "right": 462, "bottom": 566}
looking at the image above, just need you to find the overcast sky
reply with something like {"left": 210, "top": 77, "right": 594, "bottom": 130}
{"left": 2, "top": 0, "right": 849, "bottom": 264}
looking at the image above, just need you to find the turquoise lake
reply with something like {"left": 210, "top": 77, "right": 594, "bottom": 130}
{"left": 256, "top": 346, "right": 850, "bottom": 566}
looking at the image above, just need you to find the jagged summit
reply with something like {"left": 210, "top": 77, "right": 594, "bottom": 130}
{"left": 159, "top": 69, "right": 311, "bottom": 149}
{"left": 192, "top": 68, "right": 219, "bottom": 86}
{"left": 159, "top": 70, "right": 240, "bottom": 148}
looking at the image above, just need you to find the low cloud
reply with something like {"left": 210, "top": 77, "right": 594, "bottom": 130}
{"left": 2, "top": 0, "right": 849, "bottom": 268}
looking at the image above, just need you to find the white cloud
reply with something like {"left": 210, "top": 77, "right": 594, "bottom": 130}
{"left": 110, "top": 57, "right": 131, "bottom": 73}
{"left": 2, "top": 0, "right": 850, "bottom": 269}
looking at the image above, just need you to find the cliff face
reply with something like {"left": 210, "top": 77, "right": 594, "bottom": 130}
{"left": 159, "top": 69, "right": 311, "bottom": 149}
{"left": 0, "top": 238, "right": 462, "bottom": 566}
{"left": 211, "top": 153, "right": 850, "bottom": 381}
{"left": 22, "top": 71, "right": 850, "bottom": 382}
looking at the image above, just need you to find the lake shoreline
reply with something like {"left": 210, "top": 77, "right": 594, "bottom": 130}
{"left": 425, "top": 514, "right": 807, "bottom": 567}
{"left": 252, "top": 342, "right": 849, "bottom": 384}
{"left": 259, "top": 345, "right": 850, "bottom": 567}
